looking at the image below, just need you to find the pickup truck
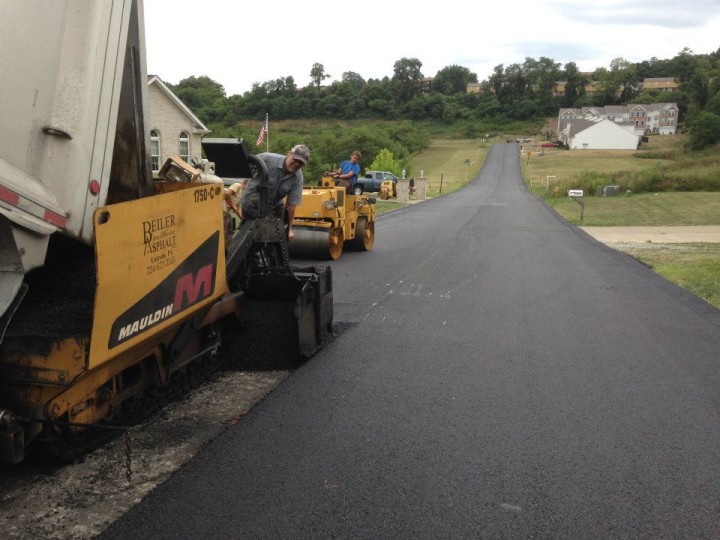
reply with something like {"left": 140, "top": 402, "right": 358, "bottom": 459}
{"left": 354, "top": 170, "right": 398, "bottom": 194}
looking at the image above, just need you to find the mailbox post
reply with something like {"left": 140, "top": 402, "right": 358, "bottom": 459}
{"left": 568, "top": 189, "right": 585, "bottom": 220}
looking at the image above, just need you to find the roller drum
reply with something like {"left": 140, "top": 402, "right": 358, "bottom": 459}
{"left": 290, "top": 226, "right": 344, "bottom": 260}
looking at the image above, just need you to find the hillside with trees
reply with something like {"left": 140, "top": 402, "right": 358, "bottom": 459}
{"left": 166, "top": 49, "right": 720, "bottom": 177}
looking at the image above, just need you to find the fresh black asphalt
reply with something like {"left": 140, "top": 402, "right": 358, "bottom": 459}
{"left": 100, "top": 143, "right": 720, "bottom": 538}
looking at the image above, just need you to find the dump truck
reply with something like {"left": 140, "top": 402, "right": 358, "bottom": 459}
{"left": 0, "top": 0, "right": 333, "bottom": 465}
{"left": 288, "top": 174, "right": 376, "bottom": 260}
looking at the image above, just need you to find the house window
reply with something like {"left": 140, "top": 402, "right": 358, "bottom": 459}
{"left": 150, "top": 129, "right": 160, "bottom": 172}
{"left": 179, "top": 131, "right": 190, "bottom": 163}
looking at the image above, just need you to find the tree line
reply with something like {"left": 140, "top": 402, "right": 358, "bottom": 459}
{"left": 172, "top": 50, "right": 719, "bottom": 125}
{"left": 169, "top": 49, "right": 720, "bottom": 176}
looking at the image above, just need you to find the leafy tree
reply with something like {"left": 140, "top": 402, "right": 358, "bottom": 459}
{"left": 505, "top": 63, "right": 527, "bottom": 99}
{"left": 561, "top": 62, "right": 582, "bottom": 107}
{"left": 684, "top": 71, "right": 710, "bottom": 109}
{"left": 593, "top": 58, "right": 638, "bottom": 105}
{"left": 592, "top": 66, "right": 617, "bottom": 105}
{"left": 261, "top": 76, "right": 297, "bottom": 98}
{"left": 433, "top": 65, "right": 478, "bottom": 95}
{"left": 634, "top": 88, "right": 667, "bottom": 104}
{"left": 672, "top": 47, "right": 698, "bottom": 83}
{"left": 474, "top": 91, "right": 503, "bottom": 118}
{"left": 326, "top": 80, "right": 357, "bottom": 101}
{"left": 367, "top": 99, "right": 396, "bottom": 118}
{"left": 171, "top": 76, "right": 227, "bottom": 123}
{"left": 310, "top": 63, "right": 330, "bottom": 88}
{"left": 610, "top": 57, "right": 639, "bottom": 103}
{"left": 368, "top": 148, "right": 402, "bottom": 177}
{"left": 707, "top": 89, "right": 720, "bottom": 116}
{"left": 636, "top": 56, "right": 674, "bottom": 79}
{"left": 523, "top": 57, "right": 561, "bottom": 114}
{"left": 488, "top": 64, "right": 504, "bottom": 97}
{"left": 391, "top": 57, "right": 423, "bottom": 103}
{"left": 687, "top": 111, "right": 720, "bottom": 150}
{"left": 341, "top": 71, "right": 366, "bottom": 91}
{"left": 363, "top": 81, "right": 395, "bottom": 118}
{"left": 363, "top": 80, "right": 392, "bottom": 102}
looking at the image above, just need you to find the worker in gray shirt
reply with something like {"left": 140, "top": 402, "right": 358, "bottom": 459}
{"left": 241, "top": 144, "right": 309, "bottom": 240}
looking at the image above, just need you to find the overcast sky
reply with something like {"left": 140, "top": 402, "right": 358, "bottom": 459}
{"left": 143, "top": 0, "right": 720, "bottom": 97}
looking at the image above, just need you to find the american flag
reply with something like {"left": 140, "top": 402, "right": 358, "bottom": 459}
{"left": 256, "top": 116, "right": 268, "bottom": 146}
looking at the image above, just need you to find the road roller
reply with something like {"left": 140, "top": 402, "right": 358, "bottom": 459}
{"left": 379, "top": 180, "right": 397, "bottom": 200}
{"left": 288, "top": 175, "right": 376, "bottom": 260}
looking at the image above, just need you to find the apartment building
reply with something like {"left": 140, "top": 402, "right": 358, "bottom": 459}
{"left": 558, "top": 103, "right": 679, "bottom": 136}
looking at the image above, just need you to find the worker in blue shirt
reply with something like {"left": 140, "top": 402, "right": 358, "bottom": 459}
{"left": 332, "top": 150, "right": 361, "bottom": 190}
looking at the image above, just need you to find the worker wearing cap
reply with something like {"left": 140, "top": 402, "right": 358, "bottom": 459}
{"left": 241, "top": 144, "right": 309, "bottom": 240}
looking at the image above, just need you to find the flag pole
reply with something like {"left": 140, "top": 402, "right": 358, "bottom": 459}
{"left": 265, "top": 113, "right": 269, "bottom": 153}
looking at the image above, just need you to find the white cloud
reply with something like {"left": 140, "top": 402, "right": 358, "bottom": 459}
{"left": 143, "top": 0, "right": 720, "bottom": 97}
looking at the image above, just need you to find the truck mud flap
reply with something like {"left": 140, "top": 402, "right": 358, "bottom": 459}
{"left": 243, "top": 265, "right": 333, "bottom": 362}
{"left": 293, "top": 266, "right": 333, "bottom": 358}
{"left": 0, "top": 410, "right": 25, "bottom": 465}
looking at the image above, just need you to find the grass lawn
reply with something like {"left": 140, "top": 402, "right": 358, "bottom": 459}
{"left": 540, "top": 191, "right": 720, "bottom": 226}
{"left": 618, "top": 243, "right": 720, "bottom": 309}
{"left": 521, "top": 134, "right": 681, "bottom": 191}
{"left": 412, "top": 139, "right": 489, "bottom": 197}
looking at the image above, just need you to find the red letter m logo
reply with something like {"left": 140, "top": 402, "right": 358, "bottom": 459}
{"left": 174, "top": 264, "right": 214, "bottom": 309}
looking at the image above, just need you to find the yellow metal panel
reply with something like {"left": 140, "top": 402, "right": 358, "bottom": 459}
{"left": 89, "top": 184, "right": 227, "bottom": 369}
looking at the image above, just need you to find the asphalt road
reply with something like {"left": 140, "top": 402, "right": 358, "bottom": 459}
{"left": 100, "top": 143, "right": 720, "bottom": 539}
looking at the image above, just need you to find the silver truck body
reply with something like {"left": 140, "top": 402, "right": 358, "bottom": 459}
{"left": 0, "top": 0, "right": 151, "bottom": 327}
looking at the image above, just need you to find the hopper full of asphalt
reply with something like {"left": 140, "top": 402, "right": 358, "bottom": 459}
{"left": 100, "top": 143, "right": 720, "bottom": 539}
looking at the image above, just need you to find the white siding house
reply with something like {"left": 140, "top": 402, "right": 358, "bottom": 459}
{"left": 561, "top": 118, "right": 640, "bottom": 150}
{"left": 557, "top": 103, "right": 678, "bottom": 139}
{"left": 147, "top": 75, "right": 211, "bottom": 172}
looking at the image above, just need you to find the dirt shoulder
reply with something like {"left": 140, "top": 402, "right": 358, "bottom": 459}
{"left": 580, "top": 226, "right": 720, "bottom": 245}
{"left": 0, "top": 370, "right": 288, "bottom": 540}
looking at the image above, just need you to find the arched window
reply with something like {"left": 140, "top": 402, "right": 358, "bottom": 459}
{"left": 150, "top": 129, "right": 161, "bottom": 172}
{"left": 179, "top": 131, "right": 190, "bottom": 163}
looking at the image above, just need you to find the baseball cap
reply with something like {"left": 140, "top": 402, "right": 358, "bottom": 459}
{"left": 290, "top": 144, "right": 310, "bottom": 164}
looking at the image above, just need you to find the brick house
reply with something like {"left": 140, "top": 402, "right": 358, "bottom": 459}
{"left": 147, "top": 75, "right": 210, "bottom": 173}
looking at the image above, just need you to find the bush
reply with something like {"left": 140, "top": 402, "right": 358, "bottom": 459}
{"left": 686, "top": 112, "right": 720, "bottom": 150}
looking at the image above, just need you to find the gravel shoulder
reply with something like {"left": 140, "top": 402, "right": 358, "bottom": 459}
{"left": 0, "top": 370, "right": 288, "bottom": 540}
{"left": 581, "top": 225, "right": 720, "bottom": 245}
